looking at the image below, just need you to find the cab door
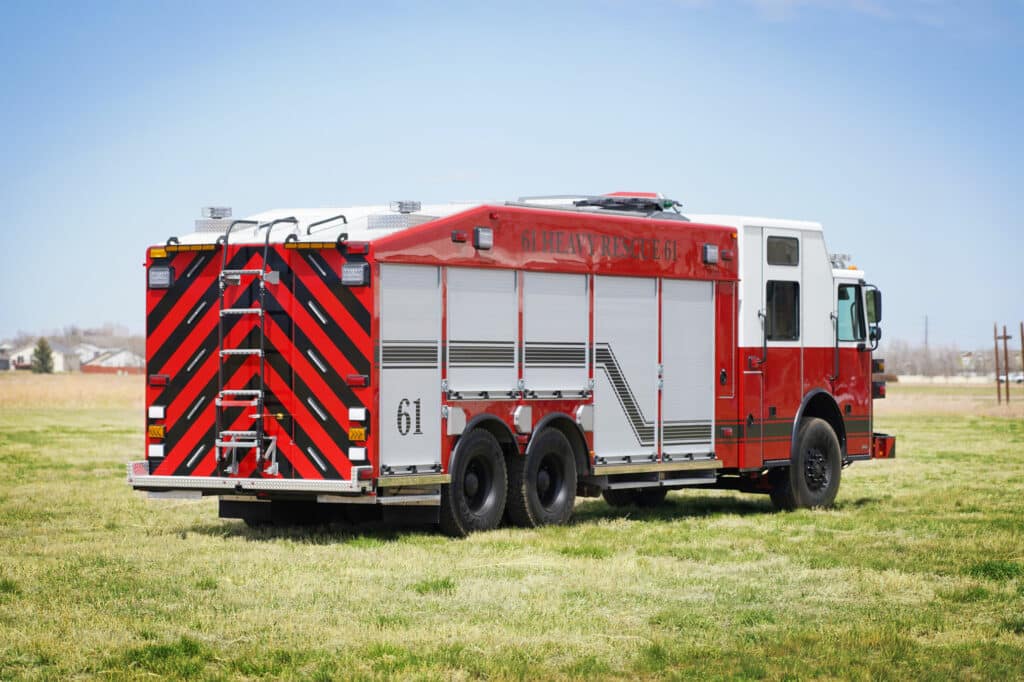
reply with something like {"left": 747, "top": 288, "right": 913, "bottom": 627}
{"left": 833, "top": 280, "right": 872, "bottom": 457}
{"left": 760, "top": 228, "right": 803, "bottom": 461}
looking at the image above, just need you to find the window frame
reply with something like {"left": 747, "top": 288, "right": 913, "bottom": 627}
{"left": 765, "top": 280, "right": 800, "bottom": 342}
{"left": 836, "top": 283, "right": 866, "bottom": 343}
{"left": 766, "top": 236, "right": 800, "bottom": 267}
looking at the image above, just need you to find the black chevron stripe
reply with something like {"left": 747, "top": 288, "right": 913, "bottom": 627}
{"left": 595, "top": 343, "right": 656, "bottom": 446}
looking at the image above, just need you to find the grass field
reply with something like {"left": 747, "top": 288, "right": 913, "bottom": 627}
{"left": 1, "top": 373, "right": 1023, "bottom": 680}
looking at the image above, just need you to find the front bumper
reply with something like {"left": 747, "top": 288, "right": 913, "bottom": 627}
{"left": 871, "top": 433, "right": 896, "bottom": 459}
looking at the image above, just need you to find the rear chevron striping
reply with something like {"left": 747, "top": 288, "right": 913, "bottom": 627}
{"left": 147, "top": 244, "right": 371, "bottom": 483}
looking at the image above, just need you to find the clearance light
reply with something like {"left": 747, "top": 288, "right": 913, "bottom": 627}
{"left": 149, "top": 247, "right": 168, "bottom": 259}
{"left": 148, "top": 266, "right": 174, "bottom": 289}
{"left": 473, "top": 227, "right": 493, "bottom": 250}
{"left": 341, "top": 262, "right": 370, "bottom": 286}
{"left": 165, "top": 243, "right": 217, "bottom": 252}
{"left": 345, "top": 241, "right": 370, "bottom": 255}
{"left": 149, "top": 374, "right": 169, "bottom": 386}
{"left": 148, "top": 424, "right": 165, "bottom": 439}
{"left": 346, "top": 374, "right": 369, "bottom": 387}
{"left": 451, "top": 230, "right": 468, "bottom": 243}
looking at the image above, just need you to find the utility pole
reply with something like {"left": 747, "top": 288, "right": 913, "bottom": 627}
{"left": 994, "top": 323, "right": 1002, "bottom": 405}
{"left": 1003, "top": 325, "right": 1012, "bottom": 403}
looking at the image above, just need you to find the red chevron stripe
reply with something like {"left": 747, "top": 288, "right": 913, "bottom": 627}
{"left": 263, "top": 359, "right": 349, "bottom": 479}
{"left": 159, "top": 360, "right": 256, "bottom": 472}
{"left": 264, "top": 312, "right": 352, "bottom": 432}
{"left": 288, "top": 252, "right": 371, "bottom": 347}
{"left": 153, "top": 255, "right": 262, "bottom": 376}
{"left": 147, "top": 253, "right": 222, "bottom": 352}
{"left": 266, "top": 279, "right": 366, "bottom": 378}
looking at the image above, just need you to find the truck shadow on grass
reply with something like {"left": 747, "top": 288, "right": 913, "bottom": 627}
{"left": 184, "top": 493, "right": 791, "bottom": 542}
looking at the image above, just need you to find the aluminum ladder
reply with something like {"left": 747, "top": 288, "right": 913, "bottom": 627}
{"left": 214, "top": 217, "right": 296, "bottom": 475}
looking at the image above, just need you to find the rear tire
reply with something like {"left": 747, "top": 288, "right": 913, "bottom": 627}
{"left": 770, "top": 417, "right": 842, "bottom": 511}
{"left": 439, "top": 429, "right": 508, "bottom": 537}
{"left": 507, "top": 428, "right": 577, "bottom": 527}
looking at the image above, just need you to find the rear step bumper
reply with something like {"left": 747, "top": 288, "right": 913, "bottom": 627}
{"left": 126, "top": 462, "right": 448, "bottom": 506}
{"left": 127, "top": 461, "right": 371, "bottom": 495}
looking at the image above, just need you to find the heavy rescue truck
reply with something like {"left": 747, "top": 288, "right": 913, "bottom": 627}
{"left": 129, "top": 193, "right": 895, "bottom": 536}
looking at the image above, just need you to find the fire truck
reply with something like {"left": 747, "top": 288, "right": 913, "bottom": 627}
{"left": 128, "top": 193, "right": 894, "bottom": 535}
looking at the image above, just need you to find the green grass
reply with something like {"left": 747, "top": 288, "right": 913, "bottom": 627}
{"left": 1, "top": 384, "right": 1023, "bottom": 679}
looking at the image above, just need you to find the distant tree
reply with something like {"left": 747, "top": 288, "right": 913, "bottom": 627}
{"left": 31, "top": 338, "right": 54, "bottom": 374}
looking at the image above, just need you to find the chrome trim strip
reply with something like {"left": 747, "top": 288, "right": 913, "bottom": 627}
{"left": 376, "top": 473, "right": 450, "bottom": 487}
{"left": 592, "top": 459, "right": 722, "bottom": 476}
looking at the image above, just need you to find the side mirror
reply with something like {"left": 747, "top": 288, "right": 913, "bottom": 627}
{"left": 867, "top": 289, "right": 882, "bottom": 324}
{"left": 870, "top": 326, "right": 882, "bottom": 342}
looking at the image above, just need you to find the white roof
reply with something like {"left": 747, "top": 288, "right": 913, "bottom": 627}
{"left": 688, "top": 214, "right": 823, "bottom": 232}
{"left": 175, "top": 202, "right": 483, "bottom": 245}
{"left": 170, "top": 204, "right": 825, "bottom": 247}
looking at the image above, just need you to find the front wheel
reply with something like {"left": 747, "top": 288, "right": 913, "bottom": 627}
{"left": 770, "top": 417, "right": 842, "bottom": 511}
{"left": 439, "top": 429, "right": 508, "bottom": 537}
{"left": 507, "top": 428, "right": 577, "bottom": 527}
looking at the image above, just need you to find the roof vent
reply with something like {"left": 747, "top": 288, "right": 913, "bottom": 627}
{"left": 195, "top": 206, "right": 234, "bottom": 232}
{"left": 389, "top": 200, "right": 421, "bottom": 214}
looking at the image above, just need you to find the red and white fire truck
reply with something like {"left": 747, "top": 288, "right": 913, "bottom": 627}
{"left": 128, "top": 193, "right": 894, "bottom": 535}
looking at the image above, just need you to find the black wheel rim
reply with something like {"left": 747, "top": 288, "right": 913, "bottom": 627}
{"left": 803, "top": 447, "right": 830, "bottom": 491}
{"left": 463, "top": 455, "right": 494, "bottom": 513}
{"left": 536, "top": 452, "right": 566, "bottom": 510}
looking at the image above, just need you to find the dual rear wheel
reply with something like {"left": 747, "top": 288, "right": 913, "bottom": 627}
{"left": 439, "top": 427, "right": 577, "bottom": 537}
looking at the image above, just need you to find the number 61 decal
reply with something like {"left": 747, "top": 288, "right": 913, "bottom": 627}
{"left": 396, "top": 398, "right": 423, "bottom": 436}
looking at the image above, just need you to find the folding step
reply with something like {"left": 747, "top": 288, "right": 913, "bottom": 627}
{"left": 221, "top": 269, "right": 266, "bottom": 277}
{"left": 219, "top": 389, "right": 262, "bottom": 397}
{"left": 216, "top": 395, "right": 260, "bottom": 405}
{"left": 220, "top": 430, "right": 258, "bottom": 438}
{"left": 220, "top": 349, "right": 263, "bottom": 357}
{"left": 221, "top": 308, "right": 263, "bottom": 316}
{"left": 216, "top": 440, "right": 259, "bottom": 449}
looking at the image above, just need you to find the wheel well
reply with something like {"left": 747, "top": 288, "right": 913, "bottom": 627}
{"left": 532, "top": 414, "right": 590, "bottom": 477}
{"left": 794, "top": 390, "right": 846, "bottom": 457}
{"left": 460, "top": 415, "right": 518, "bottom": 461}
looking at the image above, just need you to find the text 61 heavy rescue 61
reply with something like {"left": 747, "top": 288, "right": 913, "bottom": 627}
{"left": 128, "top": 193, "right": 894, "bottom": 536}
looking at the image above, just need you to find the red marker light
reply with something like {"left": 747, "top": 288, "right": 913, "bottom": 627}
{"left": 346, "top": 374, "right": 369, "bottom": 387}
{"left": 149, "top": 374, "right": 170, "bottom": 386}
{"left": 345, "top": 241, "right": 369, "bottom": 255}
{"left": 451, "top": 230, "right": 468, "bottom": 243}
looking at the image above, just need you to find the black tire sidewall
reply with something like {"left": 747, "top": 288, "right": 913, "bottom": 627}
{"left": 445, "top": 429, "right": 508, "bottom": 534}
{"left": 790, "top": 418, "right": 841, "bottom": 508}
{"left": 524, "top": 429, "right": 577, "bottom": 525}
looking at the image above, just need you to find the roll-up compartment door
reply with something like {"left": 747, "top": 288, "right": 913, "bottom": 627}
{"left": 593, "top": 275, "right": 658, "bottom": 462}
{"left": 522, "top": 271, "right": 588, "bottom": 397}
{"left": 379, "top": 264, "right": 441, "bottom": 472}
{"left": 446, "top": 267, "right": 518, "bottom": 397}
{"left": 661, "top": 279, "right": 715, "bottom": 458}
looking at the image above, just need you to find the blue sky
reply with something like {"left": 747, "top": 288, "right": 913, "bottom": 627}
{"left": 1, "top": 0, "right": 1021, "bottom": 349}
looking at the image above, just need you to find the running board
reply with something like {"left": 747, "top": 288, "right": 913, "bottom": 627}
{"left": 591, "top": 459, "right": 722, "bottom": 476}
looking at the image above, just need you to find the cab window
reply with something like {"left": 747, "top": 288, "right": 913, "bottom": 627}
{"left": 837, "top": 284, "right": 865, "bottom": 342}
{"left": 766, "top": 281, "right": 799, "bottom": 341}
